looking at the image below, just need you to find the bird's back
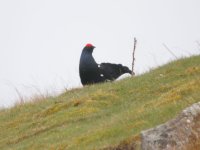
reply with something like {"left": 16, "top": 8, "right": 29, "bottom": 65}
{"left": 99, "top": 63, "right": 132, "bottom": 81}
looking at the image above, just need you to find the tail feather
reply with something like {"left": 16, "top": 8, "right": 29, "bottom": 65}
{"left": 99, "top": 63, "right": 132, "bottom": 81}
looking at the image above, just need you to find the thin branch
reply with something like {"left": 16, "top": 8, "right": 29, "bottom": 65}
{"left": 14, "top": 87, "right": 24, "bottom": 104}
{"left": 132, "top": 38, "right": 137, "bottom": 76}
{"left": 196, "top": 41, "right": 200, "bottom": 52}
{"left": 163, "top": 43, "right": 178, "bottom": 59}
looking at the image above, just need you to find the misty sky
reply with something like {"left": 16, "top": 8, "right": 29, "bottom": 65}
{"left": 0, "top": 0, "right": 200, "bottom": 107}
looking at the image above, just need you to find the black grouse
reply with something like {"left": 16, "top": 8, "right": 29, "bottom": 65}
{"left": 79, "top": 43, "right": 132, "bottom": 85}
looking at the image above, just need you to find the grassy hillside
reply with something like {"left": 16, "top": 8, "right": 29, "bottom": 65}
{"left": 0, "top": 55, "right": 200, "bottom": 150}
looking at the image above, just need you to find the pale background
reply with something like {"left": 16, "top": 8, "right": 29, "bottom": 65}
{"left": 0, "top": 0, "right": 200, "bottom": 107}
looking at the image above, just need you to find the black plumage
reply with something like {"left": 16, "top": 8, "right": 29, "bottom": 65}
{"left": 79, "top": 43, "right": 132, "bottom": 85}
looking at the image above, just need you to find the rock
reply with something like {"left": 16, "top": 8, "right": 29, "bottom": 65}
{"left": 141, "top": 102, "right": 200, "bottom": 150}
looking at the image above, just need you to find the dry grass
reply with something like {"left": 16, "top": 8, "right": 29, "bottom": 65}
{"left": 0, "top": 55, "right": 200, "bottom": 150}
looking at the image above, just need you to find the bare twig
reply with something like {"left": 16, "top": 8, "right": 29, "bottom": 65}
{"left": 196, "top": 41, "right": 200, "bottom": 52}
{"left": 14, "top": 87, "right": 24, "bottom": 104}
{"left": 132, "top": 38, "right": 137, "bottom": 76}
{"left": 163, "top": 43, "right": 178, "bottom": 59}
{"left": 196, "top": 41, "right": 200, "bottom": 47}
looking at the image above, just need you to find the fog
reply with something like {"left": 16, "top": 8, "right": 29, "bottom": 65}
{"left": 0, "top": 0, "right": 200, "bottom": 107}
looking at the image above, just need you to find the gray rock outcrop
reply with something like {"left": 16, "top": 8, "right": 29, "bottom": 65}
{"left": 141, "top": 102, "right": 200, "bottom": 150}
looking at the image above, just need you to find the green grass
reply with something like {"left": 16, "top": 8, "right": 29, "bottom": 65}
{"left": 1, "top": 55, "right": 200, "bottom": 150}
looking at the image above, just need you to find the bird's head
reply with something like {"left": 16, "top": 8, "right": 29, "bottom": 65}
{"left": 83, "top": 43, "right": 96, "bottom": 53}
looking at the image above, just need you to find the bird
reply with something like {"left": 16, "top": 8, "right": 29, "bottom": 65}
{"left": 79, "top": 43, "right": 132, "bottom": 85}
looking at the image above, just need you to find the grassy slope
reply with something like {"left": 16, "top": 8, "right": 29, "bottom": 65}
{"left": 0, "top": 55, "right": 200, "bottom": 150}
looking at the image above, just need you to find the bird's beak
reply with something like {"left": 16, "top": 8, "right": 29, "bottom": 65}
{"left": 93, "top": 46, "right": 96, "bottom": 48}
